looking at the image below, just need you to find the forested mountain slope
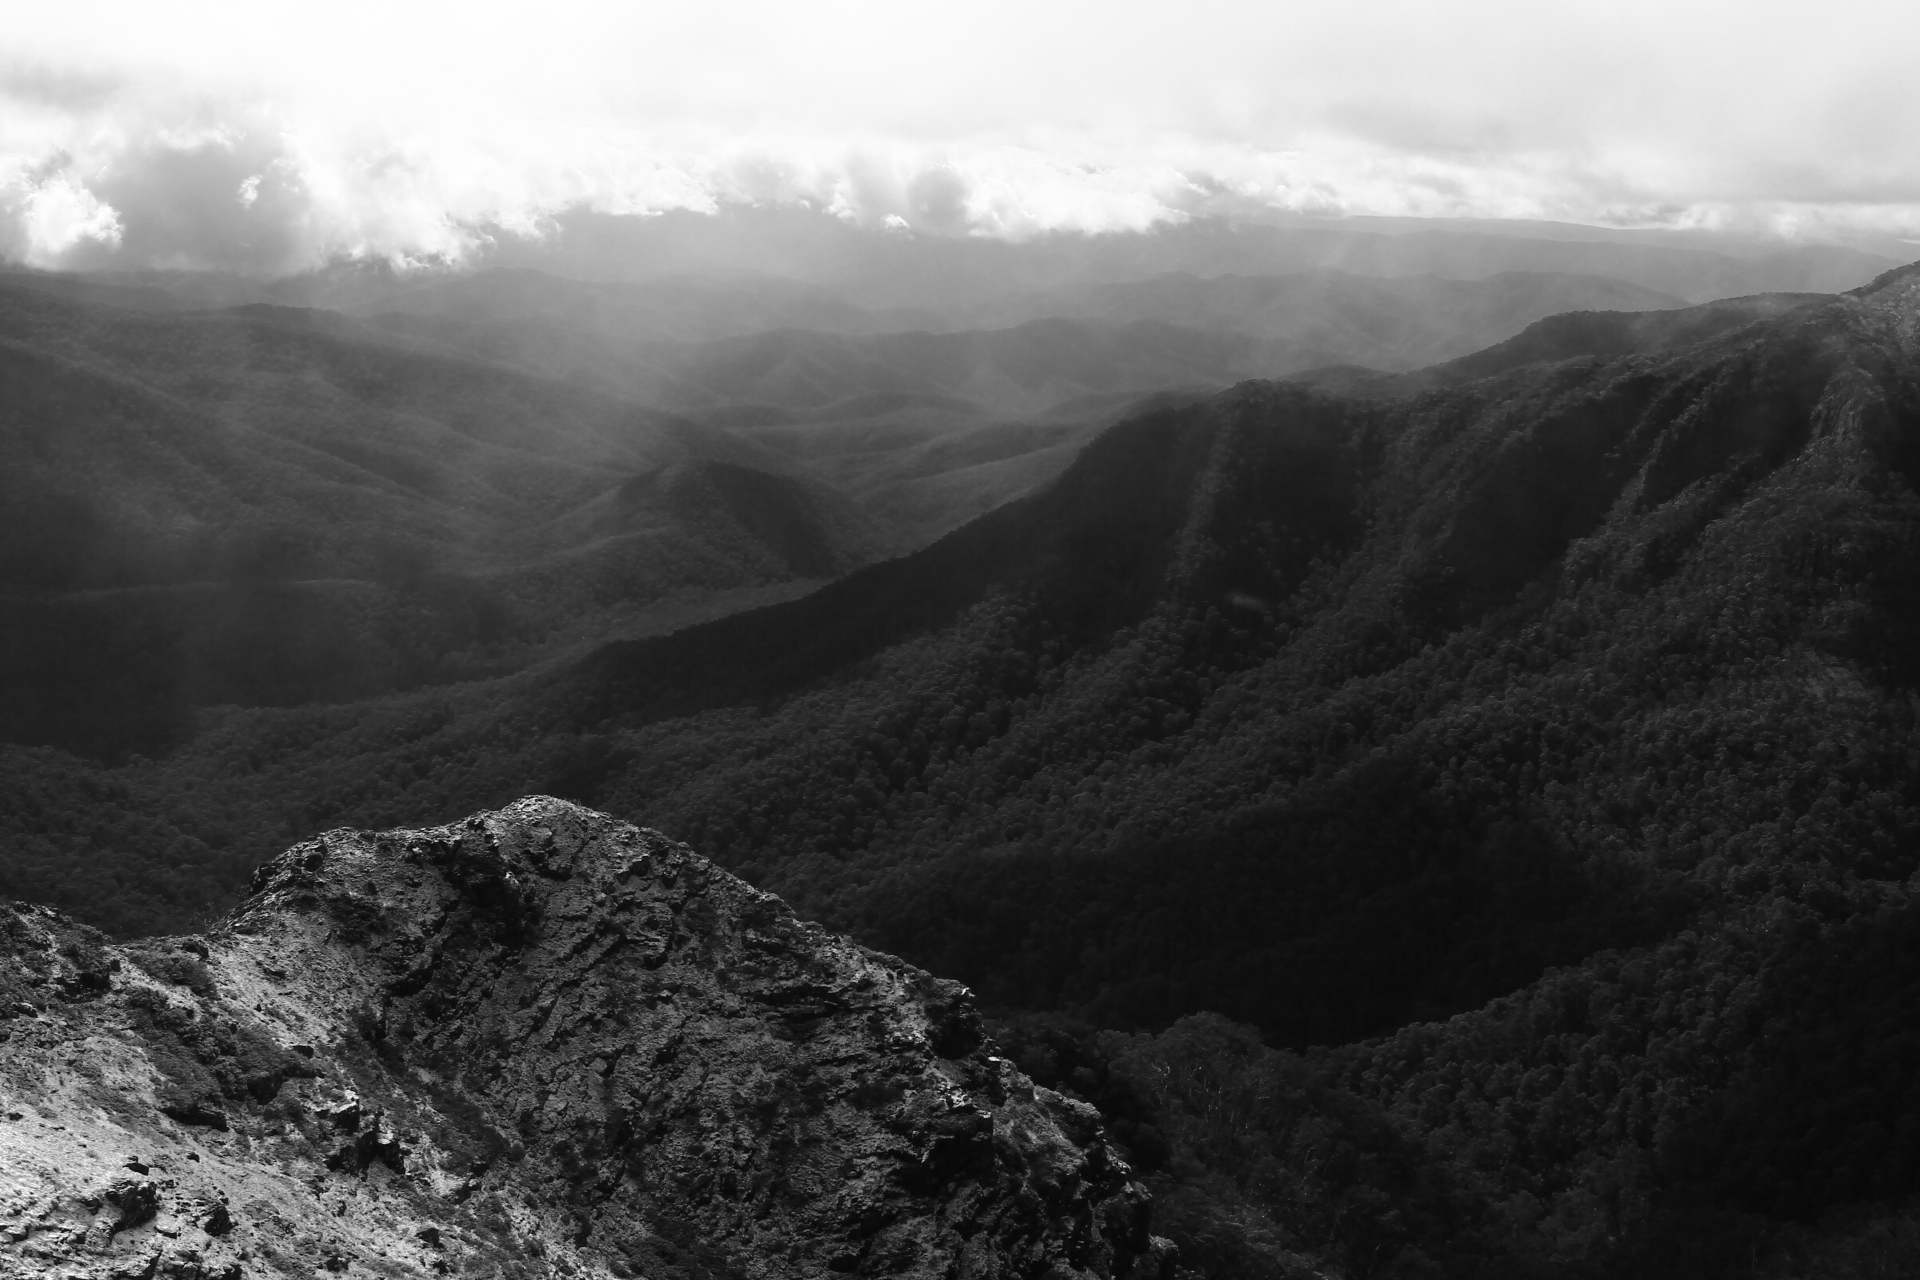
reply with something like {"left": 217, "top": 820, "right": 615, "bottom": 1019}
{"left": 6, "top": 265, "right": 1920, "bottom": 1274}
{"left": 16, "top": 240, "right": 1871, "bottom": 560}
{"left": 570, "top": 265, "right": 1920, "bottom": 1007}
{"left": 329, "top": 269, "right": 1733, "bottom": 553}
{"left": 351, "top": 271, "right": 1710, "bottom": 551}
{"left": 15, "top": 270, "right": 1919, "bottom": 944}
{"left": 0, "top": 282, "right": 885, "bottom": 758}
{"left": 588, "top": 262, "right": 1920, "bottom": 1275}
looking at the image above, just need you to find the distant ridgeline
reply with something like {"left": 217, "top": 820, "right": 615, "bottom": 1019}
{"left": 5, "top": 262, "right": 1920, "bottom": 1275}
{"left": 0, "top": 276, "right": 890, "bottom": 759}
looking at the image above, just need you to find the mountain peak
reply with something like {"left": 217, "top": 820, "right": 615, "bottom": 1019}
{"left": 0, "top": 797, "right": 1172, "bottom": 1279}
{"left": 1851, "top": 258, "right": 1920, "bottom": 345}
{"left": 1851, "top": 257, "right": 1920, "bottom": 299}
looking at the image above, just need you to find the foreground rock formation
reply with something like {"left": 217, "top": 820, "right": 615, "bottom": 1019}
{"left": 0, "top": 797, "right": 1172, "bottom": 1279}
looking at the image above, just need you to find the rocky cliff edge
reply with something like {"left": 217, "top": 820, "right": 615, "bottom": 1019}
{"left": 0, "top": 796, "right": 1173, "bottom": 1280}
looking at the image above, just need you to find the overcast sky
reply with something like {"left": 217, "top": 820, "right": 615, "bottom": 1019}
{"left": 3, "top": 0, "right": 1916, "bottom": 272}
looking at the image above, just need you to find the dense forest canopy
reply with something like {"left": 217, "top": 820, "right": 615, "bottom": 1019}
{"left": 5, "top": 262, "right": 1920, "bottom": 1275}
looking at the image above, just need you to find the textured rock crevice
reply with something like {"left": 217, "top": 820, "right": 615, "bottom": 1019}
{"left": 0, "top": 796, "right": 1173, "bottom": 1279}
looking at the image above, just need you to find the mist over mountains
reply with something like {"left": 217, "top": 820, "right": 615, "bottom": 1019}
{"left": 4, "top": 205, "right": 1920, "bottom": 1279}
{"left": 21, "top": 205, "right": 1895, "bottom": 316}
{"left": 444, "top": 208, "right": 1901, "bottom": 308}
{"left": 9, "top": 210, "right": 1894, "bottom": 561}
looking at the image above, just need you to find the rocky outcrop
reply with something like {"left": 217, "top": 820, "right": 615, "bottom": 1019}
{"left": 0, "top": 797, "right": 1173, "bottom": 1279}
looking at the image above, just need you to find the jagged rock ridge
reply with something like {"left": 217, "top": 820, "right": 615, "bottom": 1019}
{"left": 0, "top": 797, "right": 1172, "bottom": 1279}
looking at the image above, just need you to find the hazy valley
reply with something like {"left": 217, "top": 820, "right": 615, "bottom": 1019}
{"left": 4, "top": 209, "right": 1920, "bottom": 1279}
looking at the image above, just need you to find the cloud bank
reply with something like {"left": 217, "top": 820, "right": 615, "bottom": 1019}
{"left": 4, "top": 0, "right": 1917, "bottom": 274}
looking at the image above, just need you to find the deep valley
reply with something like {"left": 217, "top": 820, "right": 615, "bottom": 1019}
{"left": 5, "top": 218, "right": 1920, "bottom": 1278}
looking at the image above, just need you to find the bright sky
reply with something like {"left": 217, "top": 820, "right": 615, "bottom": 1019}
{"left": 3, "top": 0, "right": 1916, "bottom": 271}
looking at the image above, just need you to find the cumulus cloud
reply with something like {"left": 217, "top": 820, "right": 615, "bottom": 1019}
{"left": 1, "top": 0, "right": 1916, "bottom": 274}
{"left": 6, "top": 171, "right": 124, "bottom": 260}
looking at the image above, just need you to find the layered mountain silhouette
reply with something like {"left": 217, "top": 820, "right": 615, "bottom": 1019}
{"left": 14, "top": 265, "right": 1919, "bottom": 933}
{"left": 12, "top": 209, "right": 1895, "bottom": 562}
{"left": 12, "top": 261, "right": 1913, "bottom": 1274}
{"left": 0, "top": 281, "right": 885, "bottom": 757}
{"left": 6, "top": 230, "right": 1920, "bottom": 1276}
{"left": 1, "top": 251, "right": 1763, "bottom": 755}
{"left": 540, "top": 265, "right": 1920, "bottom": 757}
{"left": 459, "top": 206, "right": 1897, "bottom": 308}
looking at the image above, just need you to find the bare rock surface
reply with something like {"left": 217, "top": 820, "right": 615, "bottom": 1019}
{"left": 0, "top": 796, "right": 1172, "bottom": 1279}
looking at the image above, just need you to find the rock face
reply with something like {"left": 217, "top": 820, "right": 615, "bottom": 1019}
{"left": 0, "top": 797, "right": 1173, "bottom": 1279}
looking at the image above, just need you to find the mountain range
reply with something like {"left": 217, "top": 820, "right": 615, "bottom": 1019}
{"left": 456, "top": 207, "right": 1898, "bottom": 309}
{"left": 9, "top": 230, "right": 1865, "bottom": 562}
{"left": 0, "top": 279, "right": 886, "bottom": 757}
{"left": 3, "top": 217, "right": 1920, "bottom": 1277}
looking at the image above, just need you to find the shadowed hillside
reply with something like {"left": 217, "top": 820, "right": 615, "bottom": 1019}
{"left": 6, "top": 265, "right": 1920, "bottom": 1276}
{"left": 0, "top": 282, "right": 886, "bottom": 758}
